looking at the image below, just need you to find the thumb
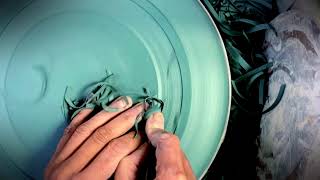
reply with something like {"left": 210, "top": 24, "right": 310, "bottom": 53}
{"left": 145, "top": 112, "right": 180, "bottom": 151}
{"left": 145, "top": 112, "right": 165, "bottom": 146}
{"left": 145, "top": 112, "right": 181, "bottom": 153}
{"left": 145, "top": 112, "right": 188, "bottom": 180}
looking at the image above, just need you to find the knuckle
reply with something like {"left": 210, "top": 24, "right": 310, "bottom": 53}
{"left": 108, "top": 139, "right": 126, "bottom": 154}
{"left": 74, "top": 124, "right": 90, "bottom": 137}
{"left": 120, "top": 134, "right": 134, "bottom": 144}
{"left": 92, "top": 127, "right": 113, "bottom": 144}
{"left": 63, "top": 125, "right": 74, "bottom": 135}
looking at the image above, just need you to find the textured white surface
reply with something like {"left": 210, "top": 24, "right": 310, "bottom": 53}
{"left": 259, "top": 10, "right": 320, "bottom": 180}
{"left": 277, "top": 0, "right": 320, "bottom": 22}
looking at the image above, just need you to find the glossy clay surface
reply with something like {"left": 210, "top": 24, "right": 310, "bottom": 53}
{"left": 0, "top": 0, "right": 230, "bottom": 179}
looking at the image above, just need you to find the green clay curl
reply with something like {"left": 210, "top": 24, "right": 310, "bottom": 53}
{"left": 63, "top": 70, "right": 164, "bottom": 134}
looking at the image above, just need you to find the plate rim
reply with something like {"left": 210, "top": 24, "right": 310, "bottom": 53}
{"left": 196, "top": 0, "right": 231, "bottom": 178}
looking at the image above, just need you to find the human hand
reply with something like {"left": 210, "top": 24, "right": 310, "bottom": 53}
{"left": 45, "top": 96, "right": 148, "bottom": 180}
{"left": 45, "top": 96, "right": 195, "bottom": 180}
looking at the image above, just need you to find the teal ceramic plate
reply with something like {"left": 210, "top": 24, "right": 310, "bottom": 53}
{"left": 0, "top": 0, "right": 230, "bottom": 179}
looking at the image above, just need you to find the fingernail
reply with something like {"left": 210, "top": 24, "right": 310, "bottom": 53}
{"left": 146, "top": 112, "right": 165, "bottom": 147}
{"left": 147, "top": 112, "right": 164, "bottom": 134}
{"left": 111, "top": 96, "right": 131, "bottom": 108}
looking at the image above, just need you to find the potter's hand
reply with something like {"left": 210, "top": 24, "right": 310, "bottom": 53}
{"left": 45, "top": 96, "right": 147, "bottom": 180}
{"left": 45, "top": 96, "right": 195, "bottom": 180}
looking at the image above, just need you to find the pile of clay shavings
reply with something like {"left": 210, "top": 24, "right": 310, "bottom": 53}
{"left": 62, "top": 70, "right": 164, "bottom": 133}
{"left": 203, "top": 0, "right": 286, "bottom": 115}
